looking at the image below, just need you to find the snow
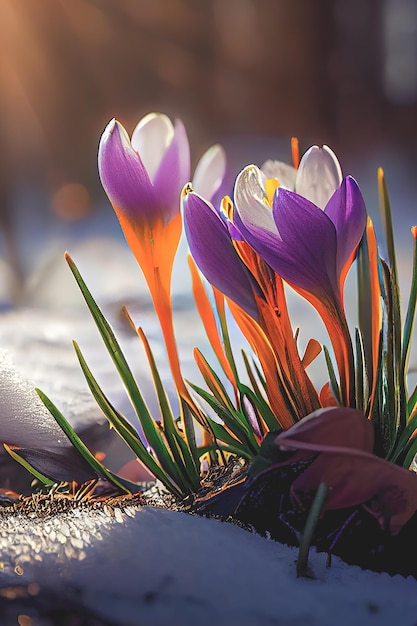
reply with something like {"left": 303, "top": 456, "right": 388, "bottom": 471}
{"left": 0, "top": 504, "right": 416, "bottom": 625}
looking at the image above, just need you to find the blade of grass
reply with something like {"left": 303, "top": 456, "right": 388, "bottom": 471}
{"left": 390, "top": 409, "right": 417, "bottom": 464}
{"left": 65, "top": 254, "right": 185, "bottom": 482}
{"left": 297, "top": 483, "right": 328, "bottom": 578}
{"left": 201, "top": 418, "right": 255, "bottom": 459}
{"left": 4, "top": 444, "right": 55, "bottom": 486}
{"left": 378, "top": 261, "right": 401, "bottom": 452}
{"left": 323, "top": 345, "right": 341, "bottom": 404}
{"left": 35, "top": 388, "right": 135, "bottom": 494}
{"left": 408, "top": 385, "right": 417, "bottom": 419}
{"left": 197, "top": 443, "right": 253, "bottom": 460}
{"left": 241, "top": 349, "right": 263, "bottom": 398}
{"left": 402, "top": 435, "right": 417, "bottom": 469}
{"left": 355, "top": 328, "right": 365, "bottom": 413}
{"left": 72, "top": 341, "right": 186, "bottom": 496}
{"left": 213, "top": 288, "right": 240, "bottom": 388}
{"left": 137, "top": 326, "right": 201, "bottom": 490}
{"left": 357, "top": 232, "right": 372, "bottom": 393}
{"left": 401, "top": 229, "right": 417, "bottom": 393}
{"left": 194, "top": 348, "right": 236, "bottom": 411}
{"left": 238, "top": 383, "right": 280, "bottom": 432}
{"left": 189, "top": 383, "right": 259, "bottom": 455}
{"left": 378, "top": 171, "right": 404, "bottom": 432}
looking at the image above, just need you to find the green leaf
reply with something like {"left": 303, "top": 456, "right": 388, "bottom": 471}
{"left": 297, "top": 483, "right": 328, "bottom": 578}
{"left": 378, "top": 172, "right": 405, "bottom": 433}
{"left": 376, "top": 260, "right": 402, "bottom": 454}
{"left": 200, "top": 419, "right": 254, "bottom": 459}
{"left": 355, "top": 328, "right": 366, "bottom": 412}
{"left": 357, "top": 232, "right": 373, "bottom": 395}
{"left": 197, "top": 442, "right": 252, "bottom": 460}
{"left": 189, "top": 383, "right": 258, "bottom": 455}
{"left": 323, "top": 345, "right": 341, "bottom": 404}
{"left": 35, "top": 388, "right": 134, "bottom": 494}
{"left": 65, "top": 255, "right": 190, "bottom": 489}
{"left": 138, "top": 327, "right": 200, "bottom": 490}
{"left": 401, "top": 233, "right": 417, "bottom": 394}
{"left": 194, "top": 348, "right": 236, "bottom": 411}
{"left": 4, "top": 444, "right": 55, "bottom": 486}
{"left": 73, "top": 342, "right": 186, "bottom": 497}
{"left": 407, "top": 385, "right": 417, "bottom": 419}
{"left": 213, "top": 290, "right": 240, "bottom": 385}
{"left": 241, "top": 349, "right": 264, "bottom": 399}
{"left": 378, "top": 169, "right": 399, "bottom": 296}
{"left": 238, "top": 383, "right": 280, "bottom": 432}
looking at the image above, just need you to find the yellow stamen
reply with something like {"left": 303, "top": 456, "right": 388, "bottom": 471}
{"left": 265, "top": 178, "right": 279, "bottom": 206}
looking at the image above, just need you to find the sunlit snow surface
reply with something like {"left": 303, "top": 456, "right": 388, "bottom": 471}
{"left": 0, "top": 505, "right": 417, "bottom": 626}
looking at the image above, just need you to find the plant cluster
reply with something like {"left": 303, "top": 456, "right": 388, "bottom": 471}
{"left": 7, "top": 113, "right": 417, "bottom": 568}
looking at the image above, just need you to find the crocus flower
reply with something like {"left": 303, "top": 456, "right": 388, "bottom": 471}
{"left": 98, "top": 113, "right": 190, "bottom": 300}
{"left": 183, "top": 186, "right": 321, "bottom": 426}
{"left": 98, "top": 113, "right": 199, "bottom": 428}
{"left": 233, "top": 164, "right": 367, "bottom": 404}
{"left": 233, "top": 165, "right": 366, "bottom": 304}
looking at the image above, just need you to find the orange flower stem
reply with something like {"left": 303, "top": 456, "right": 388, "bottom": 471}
{"left": 150, "top": 272, "right": 212, "bottom": 457}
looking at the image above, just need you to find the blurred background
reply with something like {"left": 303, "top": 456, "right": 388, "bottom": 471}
{"left": 0, "top": 0, "right": 416, "bottom": 300}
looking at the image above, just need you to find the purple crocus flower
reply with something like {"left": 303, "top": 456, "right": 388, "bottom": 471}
{"left": 233, "top": 165, "right": 367, "bottom": 307}
{"left": 183, "top": 189, "right": 259, "bottom": 319}
{"left": 98, "top": 113, "right": 190, "bottom": 227}
{"left": 233, "top": 164, "right": 367, "bottom": 405}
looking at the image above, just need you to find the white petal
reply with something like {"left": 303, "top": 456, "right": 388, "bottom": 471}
{"left": 295, "top": 145, "right": 343, "bottom": 209}
{"left": 131, "top": 113, "right": 174, "bottom": 182}
{"left": 261, "top": 159, "right": 297, "bottom": 190}
{"left": 192, "top": 144, "right": 226, "bottom": 201}
{"left": 234, "top": 165, "right": 278, "bottom": 235}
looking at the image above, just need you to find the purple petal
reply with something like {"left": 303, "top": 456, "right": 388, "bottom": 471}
{"left": 324, "top": 176, "right": 367, "bottom": 276}
{"left": 153, "top": 119, "right": 191, "bottom": 224}
{"left": 98, "top": 119, "right": 156, "bottom": 222}
{"left": 234, "top": 186, "right": 339, "bottom": 300}
{"left": 227, "top": 219, "right": 245, "bottom": 241}
{"left": 183, "top": 192, "right": 259, "bottom": 319}
{"left": 271, "top": 188, "right": 339, "bottom": 298}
